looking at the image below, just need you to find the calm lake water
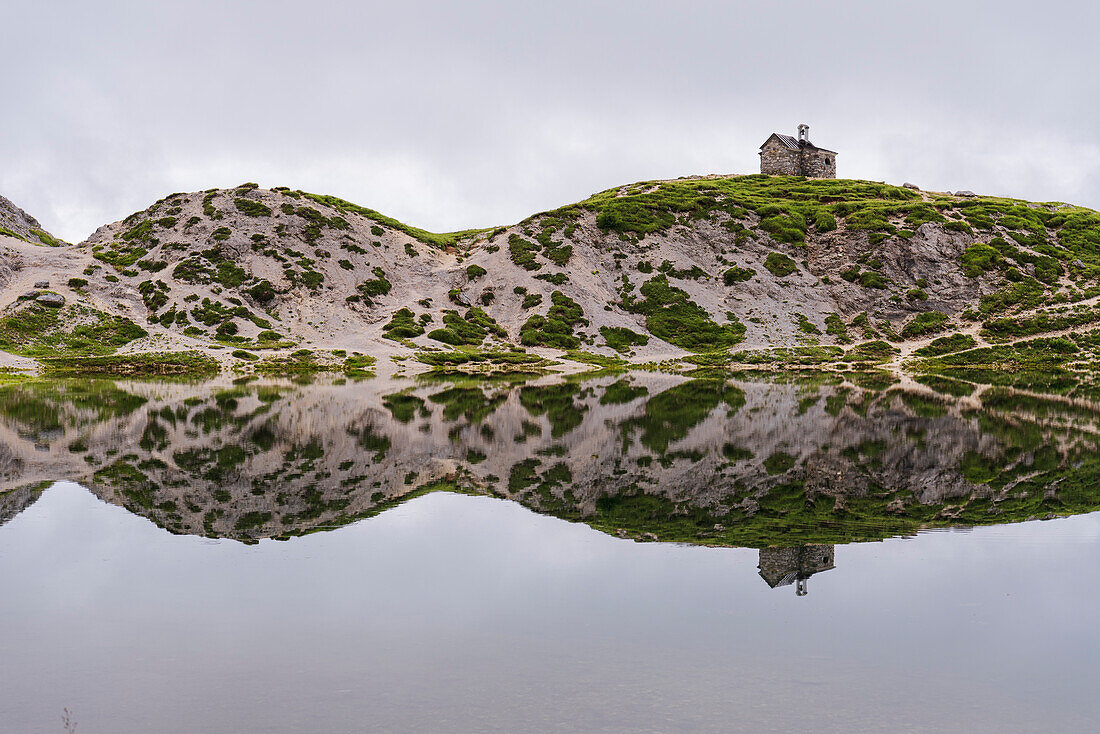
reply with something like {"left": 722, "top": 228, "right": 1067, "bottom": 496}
{"left": 0, "top": 372, "right": 1097, "bottom": 732}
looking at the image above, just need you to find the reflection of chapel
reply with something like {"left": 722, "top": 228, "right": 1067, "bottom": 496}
{"left": 758, "top": 544, "right": 835, "bottom": 596}
{"left": 759, "top": 124, "right": 837, "bottom": 178}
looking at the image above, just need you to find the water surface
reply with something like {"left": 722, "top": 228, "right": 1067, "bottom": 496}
{"left": 0, "top": 372, "right": 1097, "bottom": 732}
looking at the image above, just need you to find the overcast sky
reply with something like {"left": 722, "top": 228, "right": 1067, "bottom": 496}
{"left": 3, "top": 0, "right": 1099, "bottom": 242}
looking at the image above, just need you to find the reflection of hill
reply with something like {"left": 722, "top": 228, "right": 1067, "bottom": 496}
{"left": 0, "top": 372, "right": 1096, "bottom": 544}
{"left": 0, "top": 480, "right": 46, "bottom": 527}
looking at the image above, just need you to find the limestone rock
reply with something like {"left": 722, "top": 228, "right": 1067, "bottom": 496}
{"left": 36, "top": 292, "right": 65, "bottom": 307}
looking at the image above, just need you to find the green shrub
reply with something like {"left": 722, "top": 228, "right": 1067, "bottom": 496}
{"left": 67, "top": 278, "right": 88, "bottom": 290}
{"left": 428, "top": 308, "right": 505, "bottom": 346}
{"left": 814, "top": 210, "right": 837, "bottom": 232}
{"left": 795, "top": 314, "right": 820, "bottom": 335}
{"left": 858, "top": 271, "right": 888, "bottom": 289}
{"left": 623, "top": 275, "right": 744, "bottom": 351}
{"left": 846, "top": 340, "right": 899, "bottom": 362}
{"left": 901, "top": 311, "right": 950, "bottom": 338}
{"left": 913, "top": 333, "right": 977, "bottom": 356}
{"left": 509, "top": 234, "right": 541, "bottom": 271}
{"left": 466, "top": 264, "right": 487, "bottom": 279}
{"left": 382, "top": 308, "right": 425, "bottom": 339}
{"left": 357, "top": 267, "right": 391, "bottom": 302}
{"left": 520, "top": 291, "right": 587, "bottom": 349}
{"left": 233, "top": 198, "right": 272, "bottom": 217}
{"left": 960, "top": 243, "right": 1001, "bottom": 277}
{"left": 246, "top": 279, "right": 276, "bottom": 303}
{"left": 764, "top": 252, "right": 797, "bottom": 277}
{"left": 600, "top": 326, "right": 650, "bottom": 352}
{"left": 824, "top": 313, "right": 851, "bottom": 343}
{"left": 723, "top": 267, "right": 755, "bottom": 285}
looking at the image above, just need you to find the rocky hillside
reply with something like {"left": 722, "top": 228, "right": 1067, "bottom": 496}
{"left": 0, "top": 194, "right": 62, "bottom": 247}
{"left": 2, "top": 175, "right": 1100, "bottom": 373}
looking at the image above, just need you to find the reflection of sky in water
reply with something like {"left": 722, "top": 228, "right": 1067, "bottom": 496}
{"left": 1, "top": 483, "right": 1097, "bottom": 733}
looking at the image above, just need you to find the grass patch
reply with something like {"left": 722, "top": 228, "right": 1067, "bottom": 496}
{"left": 764, "top": 252, "right": 797, "bottom": 277}
{"left": 622, "top": 275, "right": 745, "bottom": 352}
{"left": 599, "top": 326, "right": 650, "bottom": 353}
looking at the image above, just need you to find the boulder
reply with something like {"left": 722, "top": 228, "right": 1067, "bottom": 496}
{"left": 36, "top": 293, "right": 65, "bottom": 307}
{"left": 34, "top": 280, "right": 49, "bottom": 288}
{"left": 954, "top": 190, "right": 977, "bottom": 197}
{"left": 903, "top": 182, "right": 919, "bottom": 190}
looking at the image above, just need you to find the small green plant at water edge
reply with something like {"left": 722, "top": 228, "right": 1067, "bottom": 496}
{"left": 600, "top": 326, "right": 650, "bottom": 352}
{"left": 914, "top": 334, "right": 977, "bottom": 357}
{"left": 901, "top": 312, "right": 950, "bottom": 338}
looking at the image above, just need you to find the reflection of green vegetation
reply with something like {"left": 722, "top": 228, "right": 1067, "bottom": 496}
{"left": 520, "top": 382, "right": 588, "bottom": 437}
{"left": 383, "top": 393, "right": 425, "bottom": 423}
{"left": 620, "top": 379, "right": 745, "bottom": 453}
{"left": 0, "top": 380, "right": 147, "bottom": 435}
{"left": 43, "top": 352, "right": 218, "bottom": 377}
{"left": 600, "top": 379, "right": 648, "bottom": 405}
{"left": 764, "top": 451, "right": 797, "bottom": 475}
{"left": 19, "top": 369, "right": 1100, "bottom": 551}
{"left": 914, "top": 337, "right": 1081, "bottom": 395}
{"left": 429, "top": 386, "right": 505, "bottom": 424}
{"left": 914, "top": 374, "right": 974, "bottom": 397}
{"left": 355, "top": 424, "right": 390, "bottom": 461}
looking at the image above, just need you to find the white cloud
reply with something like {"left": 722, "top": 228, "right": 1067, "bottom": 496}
{"left": 1, "top": 0, "right": 1097, "bottom": 242}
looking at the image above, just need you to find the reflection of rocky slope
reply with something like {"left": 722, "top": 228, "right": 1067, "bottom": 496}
{"left": 0, "top": 481, "right": 45, "bottom": 527}
{"left": 0, "top": 373, "right": 1095, "bottom": 544}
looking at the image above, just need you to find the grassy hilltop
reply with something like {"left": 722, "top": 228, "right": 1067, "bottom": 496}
{"left": 0, "top": 175, "right": 1098, "bottom": 391}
